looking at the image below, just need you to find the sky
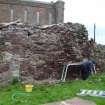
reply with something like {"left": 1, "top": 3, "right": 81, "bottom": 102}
{"left": 64, "top": 0, "right": 105, "bottom": 45}
{"left": 35, "top": 0, "right": 105, "bottom": 45}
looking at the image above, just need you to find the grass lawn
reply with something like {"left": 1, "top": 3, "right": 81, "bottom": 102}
{"left": 0, "top": 74, "right": 105, "bottom": 105}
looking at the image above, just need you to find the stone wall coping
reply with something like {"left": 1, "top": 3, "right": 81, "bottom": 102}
{"left": 0, "top": 0, "right": 54, "bottom": 8}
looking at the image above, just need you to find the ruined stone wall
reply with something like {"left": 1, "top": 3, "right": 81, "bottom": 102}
{"left": 92, "top": 44, "right": 105, "bottom": 73}
{"left": 0, "top": 22, "right": 88, "bottom": 84}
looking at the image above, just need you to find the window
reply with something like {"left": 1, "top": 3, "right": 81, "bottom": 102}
{"left": 10, "top": 9, "right": 14, "bottom": 21}
{"left": 49, "top": 13, "right": 52, "bottom": 25}
{"left": 24, "top": 10, "right": 28, "bottom": 23}
{"left": 36, "top": 12, "right": 40, "bottom": 25}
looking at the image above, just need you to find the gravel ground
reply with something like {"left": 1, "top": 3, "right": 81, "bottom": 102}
{"left": 44, "top": 97, "right": 96, "bottom": 105}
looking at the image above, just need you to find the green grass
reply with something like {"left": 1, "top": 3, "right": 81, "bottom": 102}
{"left": 1, "top": 74, "right": 105, "bottom": 105}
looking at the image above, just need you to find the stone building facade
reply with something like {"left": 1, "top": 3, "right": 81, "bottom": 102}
{"left": 0, "top": 0, "right": 64, "bottom": 25}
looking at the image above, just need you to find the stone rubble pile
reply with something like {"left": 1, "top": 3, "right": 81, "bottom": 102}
{"left": 0, "top": 22, "right": 88, "bottom": 83}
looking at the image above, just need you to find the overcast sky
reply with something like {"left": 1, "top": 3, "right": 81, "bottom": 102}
{"left": 38, "top": 0, "right": 105, "bottom": 45}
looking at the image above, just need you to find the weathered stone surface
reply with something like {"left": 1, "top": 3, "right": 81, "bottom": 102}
{"left": 92, "top": 44, "right": 105, "bottom": 73}
{"left": 0, "top": 71, "right": 10, "bottom": 85}
{"left": 0, "top": 22, "right": 89, "bottom": 83}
